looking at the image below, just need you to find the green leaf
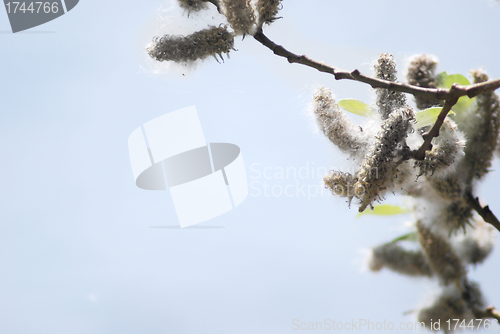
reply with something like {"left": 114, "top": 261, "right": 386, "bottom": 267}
{"left": 415, "top": 107, "right": 455, "bottom": 128}
{"left": 454, "top": 96, "right": 474, "bottom": 113}
{"left": 389, "top": 231, "right": 418, "bottom": 244}
{"left": 338, "top": 99, "right": 375, "bottom": 117}
{"left": 436, "top": 72, "right": 471, "bottom": 88}
{"left": 415, "top": 107, "right": 442, "bottom": 128}
{"left": 436, "top": 72, "right": 474, "bottom": 113}
{"left": 357, "top": 204, "right": 410, "bottom": 218}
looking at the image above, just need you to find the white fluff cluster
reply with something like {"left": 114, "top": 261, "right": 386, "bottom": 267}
{"left": 315, "top": 53, "right": 500, "bottom": 330}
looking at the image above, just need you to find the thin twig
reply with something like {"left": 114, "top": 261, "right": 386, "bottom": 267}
{"left": 465, "top": 192, "right": 500, "bottom": 232}
{"left": 476, "top": 306, "right": 500, "bottom": 322}
{"left": 411, "top": 97, "right": 458, "bottom": 160}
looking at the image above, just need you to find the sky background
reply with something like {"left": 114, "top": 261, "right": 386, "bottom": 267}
{"left": 1, "top": 0, "right": 500, "bottom": 333}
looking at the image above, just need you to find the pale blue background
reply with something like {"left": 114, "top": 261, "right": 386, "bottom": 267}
{"left": 1, "top": 1, "right": 500, "bottom": 333}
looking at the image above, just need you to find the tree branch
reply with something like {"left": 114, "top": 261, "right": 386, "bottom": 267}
{"left": 465, "top": 192, "right": 500, "bottom": 232}
{"left": 252, "top": 30, "right": 500, "bottom": 101}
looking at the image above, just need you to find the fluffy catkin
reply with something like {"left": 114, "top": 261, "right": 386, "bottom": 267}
{"left": 454, "top": 219, "right": 496, "bottom": 265}
{"left": 257, "top": 0, "right": 281, "bottom": 25}
{"left": 313, "top": 87, "right": 368, "bottom": 159}
{"left": 418, "top": 281, "right": 485, "bottom": 331}
{"left": 375, "top": 54, "right": 407, "bottom": 120}
{"left": 429, "top": 175, "right": 463, "bottom": 201}
{"left": 369, "top": 243, "right": 433, "bottom": 277}
{"left": 461, "top": 280, "right": 486, "bottom": 312}
{"left": 147, "top": 26, "right": 234, "bottom": 63}
{"left": 407, "top": 54, "right": 442, "bottom": 110}
{"left": 415, "top": 118, "right": 464, "bottom": 177}
{"left": 418, "top": 287, "right": 473, "bottom": 331}
{"left": 458, "top": 70, "right": 500, "bottom": 184}
{"left": 221, "top": 0, "right": 256, "bottom": 36}
{"left": 324, "top": 171, "right": 356, "bottom": 205}
{"left": 355, "top": 106, "right": 414, "bottom": 212}
{"left": 439, "top": 200, "right": 473, "bottom": 233}
{"left": 417, "top": 221, "right": 465, "bottom": 284}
